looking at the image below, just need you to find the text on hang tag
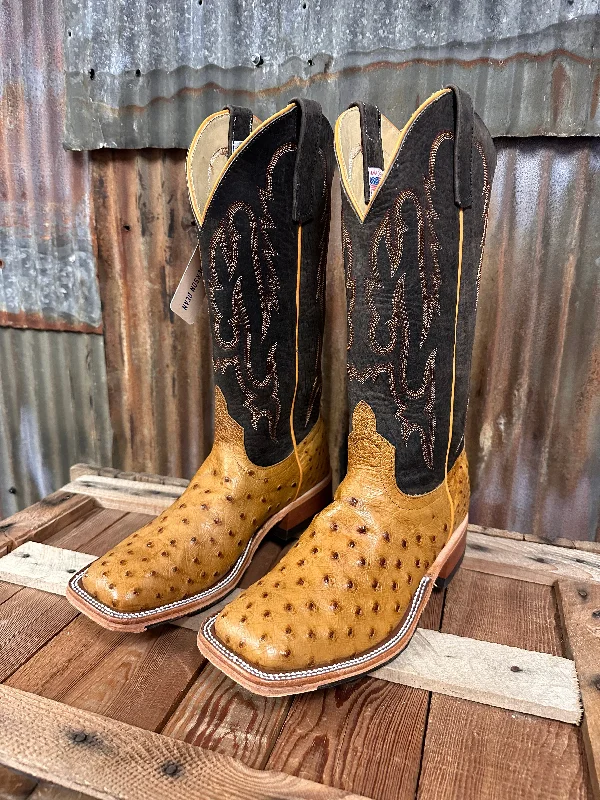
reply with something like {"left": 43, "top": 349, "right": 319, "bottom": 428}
{"left": 170, "top": 243, "right": 203, "bottom": 324}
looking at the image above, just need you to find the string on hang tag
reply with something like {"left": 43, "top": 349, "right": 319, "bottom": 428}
{"left": 170, "top": 242, "right": 203, "bottom": 324}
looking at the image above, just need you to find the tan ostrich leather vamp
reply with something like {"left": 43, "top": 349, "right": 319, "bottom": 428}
{"left": 82, "top": 387, "right": 329, "bottom": 612}
{"left": 214, "top": 400, "right": 469, "bottom": 671}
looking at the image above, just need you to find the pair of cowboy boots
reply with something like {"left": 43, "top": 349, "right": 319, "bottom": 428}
{"left": 67, "top": 87, "right": 495, "bottom": 696}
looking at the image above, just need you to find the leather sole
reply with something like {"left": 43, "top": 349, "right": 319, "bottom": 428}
{"left": 196, "top": 513, "right": 468, "bottom": 696}
{"left": 65, "top": 473, "right": 332, "bottom": 633}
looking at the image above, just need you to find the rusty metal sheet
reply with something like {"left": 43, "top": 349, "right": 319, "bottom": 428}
{"left": 0, "top": 328, "right": 112, "bottom": 519}
{"left": 0, "top": 0, "right": 102, "bottom": 332}
{"left": 64, "top": 0, "right": 600, "bottom": 149}
{"left": 90, "top": 148, "right": 215, "bottom": 481}
{"left": 92, "top": 139, "right": 600, "bottom": 542}
{"left": 467, "top": 136, "right": 600, "bottom": 543}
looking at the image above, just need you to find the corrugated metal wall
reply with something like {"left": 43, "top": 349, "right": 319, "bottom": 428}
{"left": 90, "top": 148, "right": 214, "bottom": 479}
{"left": 468, "top": 137, "right": 600, "bottom": 541}
{"left": 1, "top": 0, "right": 599, "bottom": 542}
{"left": 89, "top": 141, "right": 600, "bottom": 542}
{"left": 0, "top": 0, "right": 101, "bottom": 331}
{"left": 63, "top": 0, "right": 600, "bottom": 147}
{"left": 0, "top": 0, "right": 112, "bottom": 518}
{"left": 0, "top": 328, "right": 112, "bottom": 518}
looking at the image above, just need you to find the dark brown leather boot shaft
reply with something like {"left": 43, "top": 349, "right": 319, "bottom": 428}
{"left": 340, "top": 86, "right": 496, "bottom": 494}
{"left": 189, "top": 100, "right": 334, "bottom": 465}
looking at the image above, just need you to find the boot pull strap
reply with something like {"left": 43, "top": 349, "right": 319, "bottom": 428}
{"left": 350, "top": 102, "right": 384, "bottom": 206}
{"left": 448, "top": 86, "right": 474, "bottom": 209}
{"left": 290, "top": 97, "right": 325, "bottom": 224}
{"left": 225, "top": 106, "right": 253, "bottom": 156}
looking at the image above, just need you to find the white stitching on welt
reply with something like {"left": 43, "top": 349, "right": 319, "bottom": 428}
{"left": 67, "top": 533, "right": 257, "bottom": 620}
{"left": 202, "top": 575, "right": 431, "bottom": 681}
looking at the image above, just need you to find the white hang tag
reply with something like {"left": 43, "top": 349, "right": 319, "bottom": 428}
{"left": 170, "top": 243, "right": 203, "bottom": 324}
{"left": 368, "top": 166, "right": 383, "bottom": 199}
{"left": 231, "top": 140, "right": 244, "bottom": 153}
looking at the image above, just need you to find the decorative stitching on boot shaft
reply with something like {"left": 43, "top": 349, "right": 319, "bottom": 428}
{"left": 338, "top": 90, "right": 495, "bottom": 494}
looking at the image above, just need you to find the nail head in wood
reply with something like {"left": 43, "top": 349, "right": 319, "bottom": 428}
{"left": 161, "top": 761, "right": 182, "bottom": 777}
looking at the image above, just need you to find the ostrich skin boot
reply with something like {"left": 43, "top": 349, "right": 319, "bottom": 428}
{"left": 197, "top": 87, "right": 496, "bottom": 695}
{"left": 66, "top": 100, "right": 335, "bottom": 632}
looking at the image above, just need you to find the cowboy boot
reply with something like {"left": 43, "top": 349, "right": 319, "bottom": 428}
{"left": 67, "top": 100, "right": 335, "bottom": 632}
{"left": 197, "top": 87, "right": 496, "bottom": 694}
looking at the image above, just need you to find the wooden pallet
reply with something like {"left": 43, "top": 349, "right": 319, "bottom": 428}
{"left": 0, "top": 464, "right": 599, "bottom": 800}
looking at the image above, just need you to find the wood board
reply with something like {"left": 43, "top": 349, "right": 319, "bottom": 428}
{"left": 0, "top": 465, "right": 596, "bottom": 800}
{"left": 0, "top": 540, "right": 582, "bottom": 725}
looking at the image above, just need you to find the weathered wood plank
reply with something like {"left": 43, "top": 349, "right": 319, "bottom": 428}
{"left": 28, "top": 782, "right": 95, "bottom": 800}
{"left": 441, "top": 568, "right": 563, "bottom": 655}
{"left": 0, "top": 542, "right": 95, "bottom": 595}
{"left": 418, "top": 699, "right": 591, "bottom": 800}
{"left": 43, "top": 509, "right": 126, "bottom": 551}
{"left": 0, "top": 589, "right": 78, "bottom": 682}
{"left": 162, "top": 662, "right": 291, "bottom": 769}
{"left": 0, "top": 492, "right": 97, "bottom": 552}
{"left": 7, "top": 619, "right": 203, "bottom": 733}
{"left": 0, "top": 765, "right": 39, "bottom": 799}
{"left": 557, "top": 580, "right": 600, "bottom": 800}
{"left": 267, "top": 677, "right": 433, "bottom": 800}
{"left": 468, "top": 523, "right": 600, "bottom": 554}
{"left": 417, "top": 570, "right": 592, "bottom": 800}
{"left": 571, "top": 542, "right": 600, "bottom": 555}
{"left": 370, "top": 627, "right": 581, "bottom": 723}
{"left": 463, "top": 531, "right": 600, "bottom": 585}
{"left": 0, "top": 686, "right": 368, "bottom": 800}
{"left": 468, "top": 523, "right": 524, "bottom": 541}
{"left": 0, "top": 581, "right": 23, "bottom": 605}
{"left": 70, "top": 463, "right": 188, "bottom": 488}
{"left": 0, "top": 533, "right": 11, "bottom": 557}
{"left": 60, "top": 476, "right": 183, "bottom": 516}
{"left": 523, "top": 535, "right": 600, "bottom": 553}
{"left": 5, "top": 614, "right": 128, "bottom": 698}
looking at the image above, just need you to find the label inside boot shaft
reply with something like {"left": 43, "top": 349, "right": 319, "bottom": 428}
{"left": 170, "top": 243, "right": 203, "bottom": 324}
{"left": 368, "top": 166, "right": 383, "bottom": 199}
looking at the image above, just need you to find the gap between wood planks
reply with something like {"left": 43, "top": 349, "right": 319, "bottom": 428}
{"left": 0, "top": 540, "right": 582, "bottom": 726}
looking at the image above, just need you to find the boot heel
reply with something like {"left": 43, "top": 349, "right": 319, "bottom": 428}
{"left": 272, "top": 480, "right": 332, "bottom": 542}
{"left": 433, "top": 523, "right": 467, "bottom": 591}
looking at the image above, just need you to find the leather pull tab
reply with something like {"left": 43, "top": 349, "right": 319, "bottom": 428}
{"left": 290, "top": 97, "right": 324, "bottom": 224}
{"left": 448, "top": 86, "right": 474, "bottom": 209}
{"left": 225, "top": 106, "right": 253, "bottom": 156}
{"left": 350, "top": 102, "right": 384, "bottom": 206}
